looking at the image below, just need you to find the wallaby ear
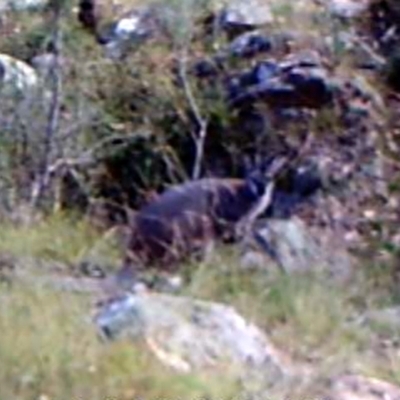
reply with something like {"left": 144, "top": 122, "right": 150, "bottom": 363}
{"left": 245, "top": 170, "right": 268, "bottom": 198}
{"left": 245, "top": 154, "right": 288, "bottom": 198}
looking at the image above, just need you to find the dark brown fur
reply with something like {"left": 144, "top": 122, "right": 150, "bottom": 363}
{"left": 120, "top": 177, "right": 268, "bottom": 274}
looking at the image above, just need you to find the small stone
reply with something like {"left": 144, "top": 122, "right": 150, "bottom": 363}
{"left": 228, "top": 31, "right": 272, "bottom": 58}
{"left": 327, "top": 0, "right": 369, "bottom": 19}
{"left": 363, "top": 209, "right": 376, "bottom": 220}
{"left": 0, "top": 53, "right": 38, "bottom": 94}
{"left": 220, "top": 0, "right": 274, "bottom": 29}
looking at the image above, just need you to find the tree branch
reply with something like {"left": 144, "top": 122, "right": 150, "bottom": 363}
{"left": 30, "top": 3, "right": 63, "bottom": 209}
{"left": 178, "top": 50, "right": 208, "bottom": 180}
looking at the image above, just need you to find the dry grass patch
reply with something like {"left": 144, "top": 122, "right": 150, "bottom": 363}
{"left": 0, "top": 281, "right": 238, "bottom": 400}
{"left": 0, "top": 213, "right": 121, "bottom": 271}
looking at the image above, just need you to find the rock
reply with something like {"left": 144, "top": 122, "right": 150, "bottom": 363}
{"left": 86, "top": 0, "right": 216, "bottom": 58}
{"left": 0, "top": 0, "right": 47, "bottom": 12}
{"left": 360, "top": 306, "right": 400, "bottom": 330}
{"left": 245, "top": 217, "right": 353, "bottom": 280}
{"left": 78, "top": 260, "right": 107, "bottom": 279}
{"left": 253, "top": 60, "right": 280, "bottom": 83}
{"left": 227, "top": 55, "right": 334, "bottom": 109}
{"left": 95, "top": 292, "right": 294, "bottom": 380}
{"left": 98, "top": 1, "right": 211, "bottom": 59}
{"left": 328, "top": 374, "right": 400, "bottom": 400}
{"left": 112, "top": 11, "right": 151, "bottom": 41}
{"left": 0, "top": 54, "right": 38, "bottom": 95}
{"left": 267, "top": 191, "right": 305, "bottom": 219}
{"left": 98, "top": 6, "right": 157, "bottom": 59}
{"left": 327, "top": 0, "right": 370, "bottom": 19}
{"left": 218, "top": 0, "right": 274, "bottom": 38}
{"left": 227, "top": 31, "right": 272, "bottom": 58}
{"left": 98, "top": 0, "right": 272, "bottom": 59}
{"left": 191, "top": 58, "right": 220, "bottom": 79}
{"left": 289, "top": 163, "right": 323, "bottom": 198}
{"left": 368, "top": 0, "right": 400, "bottom": 55}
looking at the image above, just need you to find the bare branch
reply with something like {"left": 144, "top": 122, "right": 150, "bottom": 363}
{"left": 178, "top": 50, "right": 208, "bottom": 180}
{"left": 31, "top": 131, "right": 145, "bottom": 209}
{"left": 30, "top": 4, "right": 63, "bottom": 210}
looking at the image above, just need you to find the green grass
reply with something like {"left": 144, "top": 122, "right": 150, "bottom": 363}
{"left": 183, "top": 250, "right": 400, "bottom": 390}
{"left": 0, "top": 213, "right": 121, "bottom": 270}
{"left": 0, "top": 281, "right": 237, "bottom": 400}
{"left": 186, "top": 254, "right": 362, "bottom": 354}
{"left": 0, "top": 216, "right": 400, "bottom": 398}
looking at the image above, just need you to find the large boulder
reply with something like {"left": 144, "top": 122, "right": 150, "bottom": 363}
{"left": 0, "top": 53, "right": 38, "bottom": 96}
{"left": 0, "top": 0, "right": 47, "bottom": 12}
{"left": 94, "top": 291, "right": 299, "bottom": 384}
{"left": 242, "top": 217, "right": 354, "bottom": 281}
{"left": 227, "top": 52, "right": 335, "bottom": 109}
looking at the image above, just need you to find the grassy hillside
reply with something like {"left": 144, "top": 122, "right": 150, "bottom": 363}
{"left": 1, "top": 0, "right": 400, "bottom": 398}
{"left": 0, "top": 214, "right": 399, "bottom": 399}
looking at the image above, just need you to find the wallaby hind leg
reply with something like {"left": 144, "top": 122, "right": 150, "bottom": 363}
{"left": 194, "top": 239, "right": 215, "bottom": 264}
{"left": 99, "top": 257, "right": 143, "bottom": 299}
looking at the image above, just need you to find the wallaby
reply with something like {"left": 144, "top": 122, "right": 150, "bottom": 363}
{"left": 106, "top": 157, "right": 288, "bottom": 292}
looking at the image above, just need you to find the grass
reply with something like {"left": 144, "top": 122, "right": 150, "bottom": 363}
{"left": 186, "top": 253, "right": 362, "bottom": 353}
{"left": 183, "top": 249, "right": 400, "bottom": 391}
{"left": 0, "top": 215, "right": 400, "bottom": 398}
{"left": 0, "top": 212, "right": 121, "bottom": 272}
{"left": 0, "top": 281, "right": 236, "bottom": 400}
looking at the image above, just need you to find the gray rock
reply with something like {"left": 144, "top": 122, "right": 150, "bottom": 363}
{"left": 360, "top": 306, "right": 400, "bottom": 330}
{"left": 94, "top": 292, "right": 295, "bottom": 381}
{"left": 98, "top": 6, "right": 157, "bottom": 59}
{"left": 227, "top": 56, "right": 334, "bottom": 109}
{"left": 219, "top": 0, "right": 274, "bottom": 36}
{"left": 227, "top": 31, "right": 272, "bottom": 58}
{"left": 243, "top": 217, "right": 354, "bottom": 281}
{"left": 0, "top": 0, "right": 47, "bottom": 12}
{"left": 326, "top": 0, "right": 369, "bottom": 19}
{"left": 0, "top": 54, "right": 38, "bottom": 95}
